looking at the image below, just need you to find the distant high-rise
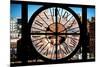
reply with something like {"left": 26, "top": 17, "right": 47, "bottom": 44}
{"left": 87, "top": 17, "right": 95, "bottom": 59}
{"left": 10, "top": 17, "right": 18, "bottom": 39}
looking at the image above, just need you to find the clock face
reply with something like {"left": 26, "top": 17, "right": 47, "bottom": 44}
{"left": 30, "top": 7, "right": 81, "bottom": 60}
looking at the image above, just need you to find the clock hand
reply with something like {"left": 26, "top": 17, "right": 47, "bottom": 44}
{"left": 50, "top": 8, "right": 55, "bottom": 23}
{"left": 55, "top": 7, "right": 58, "bottom": 59}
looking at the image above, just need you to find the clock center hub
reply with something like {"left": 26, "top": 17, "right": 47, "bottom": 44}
{"left": 46, "top": 23, "right": 66, "bottom": 45}
{"left": 47, "top": 23, "right": 65, "bottom": 33}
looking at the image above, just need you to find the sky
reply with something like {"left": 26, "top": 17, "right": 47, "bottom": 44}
{"left": 10, "top": 4, "right": 21, "bottom": 21}
{"left": 87, "top": 8, "right": 95, "bottom": 21}
{"left": 10, "top": 4, "right": 95, "bottom": 22}
{"left": 70, "top": 7, "right": 82, "bottom": 16}
{"left": 28, "top": 5, "right": 43, "bottom": 21}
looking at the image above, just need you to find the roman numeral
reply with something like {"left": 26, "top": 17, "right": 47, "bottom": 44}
{"left": 64, "top": 15, "right": 73, "bottom": 25}
{"left": 50, "top": 8, "right": 55, "bottom": 23}
{"left": 69, "top": 37, "right": 78, "bottom": 47}
{"left": 51, "top": 46, "right": 55, "bottom": 59}
{"left": 31, "top": 31, "right": 40, "bottom": 33}
{"left": 62, "top": 11, "right": 67, "bottom": 18}
{"left": 31, "top": 35, "right": 42, "bottom": 41}
{"left": 43, "top": 48, "right": 49, "bottom": 56}
{"left": 43, "top": 12, "right": 49, "bottom": 19}
{"left": 67, "top": 27, "right": 80, "bottom": 34}
{"left": 38, "top": 15, "right": 49, "bottom": 26}
{"left": 31, "top": 27, "right": 46, "bottom": 32}
{"left": 35, "top": 40, "right": 42, "bottom": 46}
{"left": 57, "top": 8, "right": 61, "bottom": 16}
{"left": 39, "top": 42, "right": 49, "bottom": 53}
{"left": 62, "top": 11, "right": 70, "bottom": 19}
{"left": 70, "top": 39, "right": 77, "bottom": 46}
{"left": 32, "top": 37, "right": 45, "bottom": 42}
{"left": 34, "top": 20, "right": 43, "bottom": 27}
{"left": 50, "top": 8, "right": 55, "bottom": 16}
{"left": 37, "top": 43, "right": 44, "bottom": 51}
{"left": 67, "top": 27, "right": 79, "bottom": 31}
{"left": 32, "top": 35, "right": 40, "bottom": 38}
{"left": 67, "top": 19, "right": 76, "bottom": 29}
{"left": 61, "top": 8, "right": 63, "bottom": 16}
{"left": 72, "top": 30, "right": 80, "bottom": 33}
{"left": 63, "top": 43, "right": 70, "bottom": 54}
{"left": 59, "top": 45, "right": 67, "bottom": 55}
{"left": 57, "top": 8, "right": 62, "bottom": 23}
{"left": 64, "top": 42, "right": 73, "bottom": 53}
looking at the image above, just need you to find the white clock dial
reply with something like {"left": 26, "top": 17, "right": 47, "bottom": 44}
{"left": 30, "top": 7, "right": 80, "bottom": 60}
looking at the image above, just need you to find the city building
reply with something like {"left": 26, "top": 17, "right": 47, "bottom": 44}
{"left": 87, "top": 17, "right": 95, "bottom": 59}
